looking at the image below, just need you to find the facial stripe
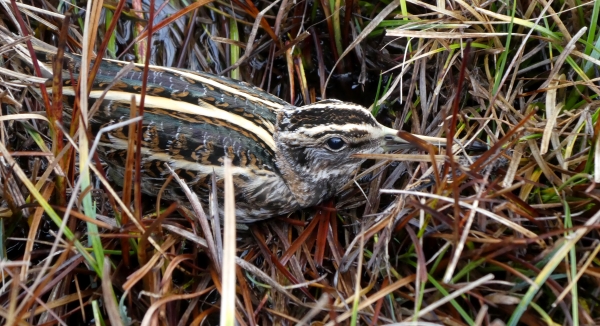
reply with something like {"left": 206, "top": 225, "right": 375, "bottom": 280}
{"left": 294, "top": 124, "right": 379, "bottom": 138}
{"left": 277, "top": 124, "right": 383, "bottom": 149}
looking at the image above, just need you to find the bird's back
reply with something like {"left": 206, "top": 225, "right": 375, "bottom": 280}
{"left": 32, "top": 48, "right": 300, "bottom": 221}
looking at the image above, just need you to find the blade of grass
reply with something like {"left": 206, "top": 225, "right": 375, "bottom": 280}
{"left": 349, "top": 225, "right": 364, "bottom": 326}
{"left": 421, "top": 274, "right": 489, "bottom": 324}
{"left": 220, "top": 158, "right": 237, "bottom": 326}
{"left": 583, "top": 0, "right": 600, "bottom": 71}
{"left": 219, "top": 0, "right": 282, "bottom": 76}
{"left": 476, "top": 7, "right": 560, "bottom": 41}
{"left": 370, "top": 72, "right": 383, "bottom": 116}
{"left": 567, "top": 2, "right": 600, "bottom": 109}
{"left": 530, "top": 301, "right": 561, "bottom": 326}
{"left": 563, "top": 200, "right": 578, "bottom": 326}
{"left": 19, "top": 182, "right": 54, "bottom": 281}
{"left": 104, "top": 9, "right": 117, "bottom": 58}
{"left": 49, "top": 13, "right": 70, "bottom": 206}
{"left": 229, "top": 10, "right": 240, "bottom": 79}
{"left": 164, "top": 164, "right": 219, "bottom": 272}
{"left": 323, "top": 0, "right": 398, "bottom": 98}
{"left": 324, "top": 274, "right": 417, "bottom": 326}
{"left": 332, "top": 0, "right": 343, "bottom": 59}
{"left": 92, "top": 300, "right": 104, "bottom": 326}
{"left": 79, "top": 0, "right": 105, "bottom": 276}
{"left": 101, "top": 258, "right": 124, "bottom": 326}
{"left": 507, "top": 202, "right": 600, "bottom": 325}
{"left": 119, "top": 0, "right": 216, "bottom": 58}
{"left": 490, "top": 0, "right": 517, "bottom": 97}
{"left": 0, "top": 143, "right": 98, "bottom": 273}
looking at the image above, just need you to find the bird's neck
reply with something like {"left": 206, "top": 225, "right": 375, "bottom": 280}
{"left": 274, "top": 143, "right": 360, "bottom": 209}
{"left": 274, "top": 155, "right": 331, "bottom": 208}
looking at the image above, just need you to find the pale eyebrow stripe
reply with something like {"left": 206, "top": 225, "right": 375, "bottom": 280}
{"left": 295, "top": 124, "right": 381, "bottom": 137}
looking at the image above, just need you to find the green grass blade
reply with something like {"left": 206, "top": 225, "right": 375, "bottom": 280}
{"left": 491, "top": 0, "right": 517, "bottom": 96}
{"left": 427, "top": 275, "right": 475, "bottom": 324}
{"left": 229, "top": 15, "right": 240, "bottom": 80}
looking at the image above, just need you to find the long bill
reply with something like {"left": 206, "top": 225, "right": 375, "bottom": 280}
{"left": 380, "top": 125, "right": 449, "bottom": 152}
{"left": 379, "top": 125, "right": 488, "bottom": 153}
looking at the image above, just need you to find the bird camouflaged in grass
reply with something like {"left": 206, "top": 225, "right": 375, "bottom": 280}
{"left": 10, "top": 42, "right": 454, "bottom": 223}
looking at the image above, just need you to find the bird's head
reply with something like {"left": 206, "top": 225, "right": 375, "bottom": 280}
{"left": 273, "top": 100, "right": 445, "bottom": 207}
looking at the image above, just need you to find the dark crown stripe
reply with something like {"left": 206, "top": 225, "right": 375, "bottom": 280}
{"left": 307, "top": 128, "right": 371, "bottom": 140}
{"left": 280, "top": 106, "right": 378, "bottom": 132}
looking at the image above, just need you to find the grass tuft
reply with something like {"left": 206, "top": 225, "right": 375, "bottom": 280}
{"left": 0, "top": 0, "right": 599, "bottom": 324}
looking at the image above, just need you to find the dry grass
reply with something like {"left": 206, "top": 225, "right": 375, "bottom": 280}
{"left": 0, "top": 0, "right": 599, "bottom": 325}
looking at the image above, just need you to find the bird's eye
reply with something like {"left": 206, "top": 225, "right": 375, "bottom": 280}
{"left": 326, "top": 137, "right": 346, "bottom": 151}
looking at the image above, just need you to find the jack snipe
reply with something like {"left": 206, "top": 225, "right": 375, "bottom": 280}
{"left": 9, "top": 42, "right": 450, "bottom": 223}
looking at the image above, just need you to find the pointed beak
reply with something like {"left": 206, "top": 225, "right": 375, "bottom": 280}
{"left": 380, "top": 126, "right": 489, "bottom": 152}
{"left": 381, "top": 126, "right": 447, "bottom": 152}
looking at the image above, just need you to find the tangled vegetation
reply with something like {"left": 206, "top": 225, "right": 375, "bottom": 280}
{"left": 0, "top": 0, "right": 599, "bottom": 325}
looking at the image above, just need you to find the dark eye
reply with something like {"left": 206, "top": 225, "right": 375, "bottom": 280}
{"left": 326, "top": 137, "right": 346, "bottom": 150}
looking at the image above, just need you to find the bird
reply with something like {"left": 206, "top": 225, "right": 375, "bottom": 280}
{"left": 7, "top": 41, "right": 451, "bottom": 223}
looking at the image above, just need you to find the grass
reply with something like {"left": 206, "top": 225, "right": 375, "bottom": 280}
{"left": 0, "top": 0, "right": 599, "bottom": 325}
